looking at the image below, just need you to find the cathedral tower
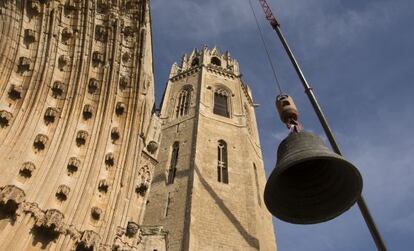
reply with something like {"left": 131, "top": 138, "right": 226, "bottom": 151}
{"left": 143, "top": 46, "right": 277, "bottom": 250}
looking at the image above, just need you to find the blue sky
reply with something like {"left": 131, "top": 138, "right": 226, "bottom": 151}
{"left": 150, "top": 0, "right": 414, "bottom": 250}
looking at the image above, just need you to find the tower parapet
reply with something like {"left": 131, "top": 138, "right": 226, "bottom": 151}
{"left": 170, "top": 45, "right": 241, "bottom": 79}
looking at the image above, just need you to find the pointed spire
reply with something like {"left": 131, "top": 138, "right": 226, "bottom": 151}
{"left": 224, "top": 51, "right": 230, "bottom": 59}
{"left": 169, "top": 62, "right": 179, "bottom": 78}
{"left": 211, "top": 46, "right": 220, "bottom": 56}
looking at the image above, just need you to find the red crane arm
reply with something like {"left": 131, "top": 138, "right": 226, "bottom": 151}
{"left": 258, "top": 0, "right": 280, "bottom": 29}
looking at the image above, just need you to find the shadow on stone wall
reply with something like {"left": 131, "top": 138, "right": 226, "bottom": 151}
{"left": 194, "top": 165, "right": 260, "bottom": 249}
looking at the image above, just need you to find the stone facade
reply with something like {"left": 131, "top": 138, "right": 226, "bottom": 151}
{"left": 0, "top": 0, "right": 166, "bottom": 250}
{"left": 1, "top": 1, "right": 276, "bottom": 251}
{"left": 143, "top": 46, "right": 277, "bottom": 251}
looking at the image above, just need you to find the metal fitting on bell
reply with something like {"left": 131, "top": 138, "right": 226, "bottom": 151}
{"left": 275, "top": 94, "right": 299, "bottom": 124}
{"left": 264, "top": 131, "right": 363, "bottom": 224}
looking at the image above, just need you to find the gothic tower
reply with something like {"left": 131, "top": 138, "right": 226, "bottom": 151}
{"left": 143, "top": 46, "right": 277, "bottom": 250}
{"left": 0, "top": 1, "right": 165, "bottom": 250}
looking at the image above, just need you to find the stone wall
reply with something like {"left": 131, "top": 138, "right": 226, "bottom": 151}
{"left": 0, "top": 1, "right": 165, "bottom": 250}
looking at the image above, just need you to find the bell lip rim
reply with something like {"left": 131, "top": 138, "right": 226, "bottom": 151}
{"left": 267, "top": 195, "right": 361, "bottom": 225}
{"left": 264, "top": 155, "right": 363, "bottom": 225}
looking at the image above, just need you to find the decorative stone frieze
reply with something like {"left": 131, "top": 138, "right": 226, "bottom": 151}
{"left": 34, "top": 209, "right": 65, "bottom": 233}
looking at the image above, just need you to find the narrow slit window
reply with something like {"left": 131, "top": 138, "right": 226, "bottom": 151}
{"left": 167, "top": 142, "right": 179, "bottom": 185}
{"left": 214, "top": 91, "right": 229, "bottom": 118}
{"left": 217, "top": 140, "right": 228, "bottom": 184}
{"left": 253, "top": 163, "right": 262, "bottom": 206}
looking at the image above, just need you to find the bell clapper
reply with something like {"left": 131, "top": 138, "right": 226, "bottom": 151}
{"left": 275, "top": 94, "right": 303, "bottom": 133}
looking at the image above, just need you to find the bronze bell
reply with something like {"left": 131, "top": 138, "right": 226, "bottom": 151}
{"left": 264, "top": 131, "right": 363, "bottom": 224}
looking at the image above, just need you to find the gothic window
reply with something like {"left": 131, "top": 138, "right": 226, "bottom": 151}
{"left": 167, "top": 142, "right": 179, "bottom": 185}
{"left": 175, "top": 87, "right": 192, "bottom": 118}
{"left": 213, "top": 89, "right": 230, "bottom": 118}
{"left": 191, "top": 58, "right": 199, "bottom": 67}
{"left": 217, "top": 140, "right": 229, "bottom": 184}
{"left": 211, "top": 57, "right": 221, "bottom": 66}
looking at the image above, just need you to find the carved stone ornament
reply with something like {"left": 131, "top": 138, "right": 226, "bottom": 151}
{"left": 95, "top": 25, "right": 108, "bottom": 42}
{"left": 126, "top": 221, "right": 139, "bottom": 237}
{"left": 88, "top": 78, "right": 99, "bottom": 94}
{"left": 135, "top": 183, "right": 148, "bottom": 197}
{"left": 33, "top": 134, "right": 48, "bottom": 151}
{"left": 28, "top": 0, "right": 41, "bottom": 16}
{"left": 61, "top": 27, "right": 73, "bottom": 43}
{"left": 76, "top": 131, "right": 88, "bottom": 146}
{"left": 19, "top": 162, "right": 36, "bottom": 178}
{"left": 18, "top": 57, "right": 31, "bottom": 73}
{"left": 78, "top": 230, "right": 101, "bottom": 249}
{"left": 119, "top": 76, "right": 129, "bottom": 91}
{"left": 105, "top": 153, "right": 115, "bottom": 167}
{"left": 115, "top": 102, "right": 126, "bottom": 116}
{"left": 91, "top": 207, "right": 102, "bottom": 221}
{"left": 58, "top": 55, "right": 70, "bottom": 70}
{"left": 51, "top": 81, "right": 65, "bottom": 98}
{"left": 83, "top": 104, "right": 94, "bottom": 120}
{"left": 24, "top": 29, "right": 36, "bottom": 44}
{"left": 56, "top": 185, "right": 70, "bottom": 201}
{"left": 146, "top": 141, "right": 158, "bottom": 154}
{"left": 0, "top": 110, "right": 13, "bottom": 128}
{"left": 0, "top": 185, "right": 26, "bottom": 206}
{"left": 67, "top": 157, "right": 80, "bottom": 175}
{"left": 8, "top": 84, "right": 22, "bottom": 100}
{"left": 44, "top": 107, "right": 59, "bottom": 125}
{"left": 92, "top": 51, "right": 104, "bottom": 66}
{"left": 35, "top": 209, "right": 65, "bottom": 232}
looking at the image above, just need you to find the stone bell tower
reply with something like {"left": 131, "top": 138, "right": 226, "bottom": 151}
{"left": 143, "top": 46, "right": 277, "bottom": 250}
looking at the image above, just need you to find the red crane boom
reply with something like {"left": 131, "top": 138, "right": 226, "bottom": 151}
{"left": 258, "top": 0, "right": 279, "bottom": 29}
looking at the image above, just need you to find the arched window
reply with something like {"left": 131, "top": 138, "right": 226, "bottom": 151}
{"left": 217, "top": 140, "right": 228, "bottom": 184}
{"left": 167, "top": 142, "right": 179, "bottom": 185}
{"left": 213, "top": 89, "right": 230, "bottom": 118}
{"left": 176, "top": 87, "right": 192, "bottom": 118}
{"left": 191, "top": 58, "right": 199, "bottom": 67}
{"left": 211, "top": 57, "right": 221, "bottom": 66}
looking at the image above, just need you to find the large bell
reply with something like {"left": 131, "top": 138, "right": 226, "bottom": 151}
{"left": 264, "top": 131, "right": 363, "bottom": 224}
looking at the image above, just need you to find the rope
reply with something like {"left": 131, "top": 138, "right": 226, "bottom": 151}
{"left": 248, "top": 0, "right": 284, "bottom": 94}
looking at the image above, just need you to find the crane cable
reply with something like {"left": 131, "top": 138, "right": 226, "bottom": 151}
{"left": 248, "top": 0, "right": 284, "bottom": 94}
